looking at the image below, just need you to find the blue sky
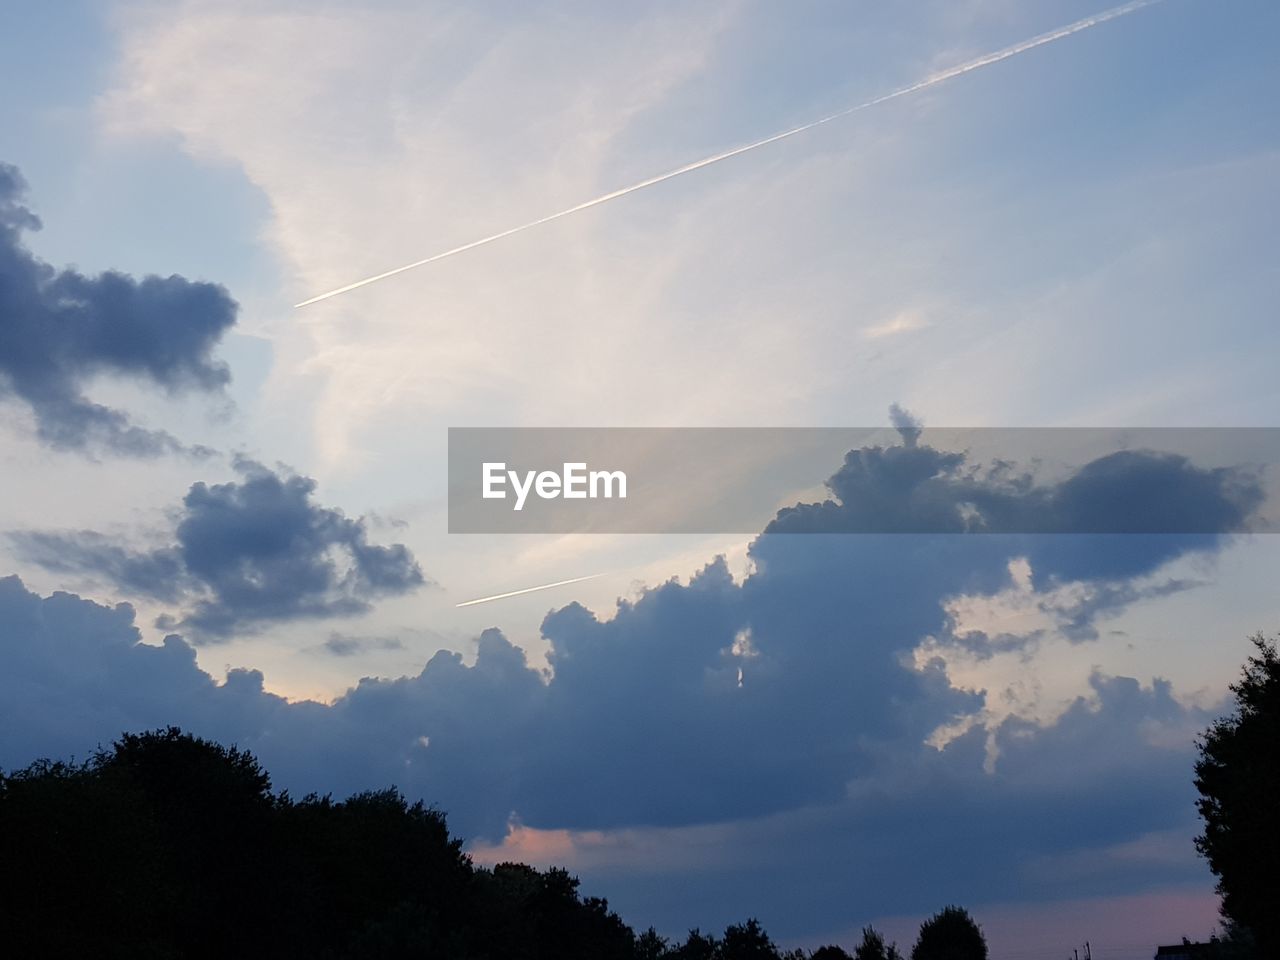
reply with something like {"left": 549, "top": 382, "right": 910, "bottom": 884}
{"left": 2, "top": 0, "right": 1279, "bottom": 954}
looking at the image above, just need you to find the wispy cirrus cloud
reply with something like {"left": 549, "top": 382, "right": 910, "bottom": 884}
{"left": 863, "top": 310, "right": 930, "bottom": 339}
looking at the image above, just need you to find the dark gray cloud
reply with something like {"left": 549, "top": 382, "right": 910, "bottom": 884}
{"left": 319, "top": 631, "right": 406, "bottom": 657}
{"left": 931, "top": 576, "right": 1206, "bottom": 660}
{"left": 597, "top": 674, "right": 1212, "bottom": 941}
{"left": 9, "top": 530, "right": 187, "bottom": 602}
{"left": 171, "top": 458, "right": 426, "bottom": 637}
{"left": 0, "top": 429, "right": 1248, "bottom": 940}
{"left": 0, "top": 572, "right": 1215, "bottom": 942}
{"left": 264, "top": 433, "right": 1249, "bottom": 841}
{"left": 0, "top": 574, "right": 284, "bottom": 767}
{"left": 0, "top": 162, "right": 236, "bottom": 455}
{"left": 1052, "top": 576, "right": 1204, "bottom": 642}
{"left": 770, "top": 443, "right": 1262, "bottom": 539}
{"left": 766, "top": 432, "right": 1264, "bottom": 600}
{"left": 888, "top": 401, "right": 922, "bottom": 448}
{"left": 12, "top": 458, "right": 426, "bottom": 639}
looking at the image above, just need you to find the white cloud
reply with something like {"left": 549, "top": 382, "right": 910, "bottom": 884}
{"left": 863, "top": 308, "right": 930, "bottom": 339}
{"left": 102, "top": 0, "right": 760, "bottom": 467}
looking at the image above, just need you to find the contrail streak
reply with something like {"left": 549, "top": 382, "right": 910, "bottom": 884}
{"left": 296, "top": 0, "right": 1162, "bottom": 308}
{"left": 455, "top": 573, "right": 603, "bottom": 608}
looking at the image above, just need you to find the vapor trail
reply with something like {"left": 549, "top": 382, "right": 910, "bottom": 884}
{"left": 455, "top": 573, "right": 603, "bottom": 608}
{"left": 296, "top": 0, "right": 1162, "bottom": 308}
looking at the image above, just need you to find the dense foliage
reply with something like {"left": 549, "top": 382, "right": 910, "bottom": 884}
{"left": 1194, "top": 634, "right": 1280, "bottom": 956}
{"left": 0, "top": 728, "right": 974, "bottom": 959}
{"left": 909, "top": 907, "right": 987, "bottom": 960}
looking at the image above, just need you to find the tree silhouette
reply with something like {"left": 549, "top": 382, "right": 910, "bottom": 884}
{"left": 854, "top": 925, "right": 903, "bottom": 960}
{"left": 638, "top": 927, "right": 671, "bottom": 959}
{"left": 0, "top": 728, "right": 629, "bottom": 958}
{"left": 720, "top": 918, "right": 782, "bottom": 959}
{"left": 910, "top": 906, "right": 987, "bottom": 960}
{"left": 0, "top": 728, "right": 1010, "bottom": 959}
{"left": 1195, "top": 634, "right": 1280, "bottom": 955}
{"left": 670, "top": 928, "right": 720, "bottom": 960}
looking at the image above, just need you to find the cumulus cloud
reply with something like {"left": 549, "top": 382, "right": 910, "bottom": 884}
{"left": 11, "top": 458, "right": 426, "bottom": 639}
{"left": 0, "top": 574, "right": 285, "bottom": 767}
{"left": 0, "top": 569, "right": 1215, "bottom": 938}
{"left": 0, "top": 431, "right": 1251, "bottom": 936}
{"left": 769, "top": 436, "right": 1263, "bottom": 542}
{"left": 0, "top": 162, "right": 237, "bottom": 455}
{"left": 5, "top": 435, "right": 1238, "bottom": 818}
{"left": 887, "top": 401, "right": 923, "bottom": 447}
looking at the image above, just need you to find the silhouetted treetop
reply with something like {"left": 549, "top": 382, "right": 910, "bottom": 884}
{"left": 910, "top": 906, "right": 988, "bottom": 960}
{"left": 1195, "top": 634, "right": 1280, "bottom": 955}
{"left": 854, "top": 925, "right": 903, "bottom": 960}
{"left": 0, "top": 727, "right": 987, "bottom": 959}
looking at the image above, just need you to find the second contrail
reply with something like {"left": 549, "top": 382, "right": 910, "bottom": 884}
{"left": 296, "top": 0, "right": 1162, "bottom": 308}
{"left": 455, "top": 573, "right": 603, "bottom": 608}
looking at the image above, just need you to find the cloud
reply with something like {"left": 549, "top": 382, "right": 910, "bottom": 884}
{"left": 5, "top": 435, "right": 1236, "bottom": 815}
{"left": 10, "top": 529, "right": 187, "bottom": 602}
{"left": 864, "top": 311, "right": 930, "bottom": 340}
{"left": 0, "top": 162, "right": 237, "bottom": 455}
{"left": 0, "top": 571, "right": 1215, "bottom": 941}
{"left": 0, "top": 574, "right": 285, "bottom": 768}
{"left": 0, "top": 431, "right": 1251, "bottom": 938}
{"left": 317, "top": 631, "right": 405, "bottom": 657}
{"left": 931, "top": 559, "right": 1205, "bottom": 660}
{"left": 101, "top": 1, "right": 748, "bottom": 468}
{"left": 12, "top": 457, "right": 426, "bottom": 639}
{"left": 767, "top": 436, "right": 1263, "bottom": 587}
{"left": 888, "top": 402, "right": 923, "bottom": 447}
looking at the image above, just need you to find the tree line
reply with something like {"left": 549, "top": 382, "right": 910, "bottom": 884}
{"left": 0, "top": 727, "right": 982, "bottom": 958}
{"left": 0, "top": 633, "right": 1273, "bottom": 957}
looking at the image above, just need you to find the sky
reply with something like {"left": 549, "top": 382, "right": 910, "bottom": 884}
{"left": 1, "top": 0, "right": 1279, "bottom": 955}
